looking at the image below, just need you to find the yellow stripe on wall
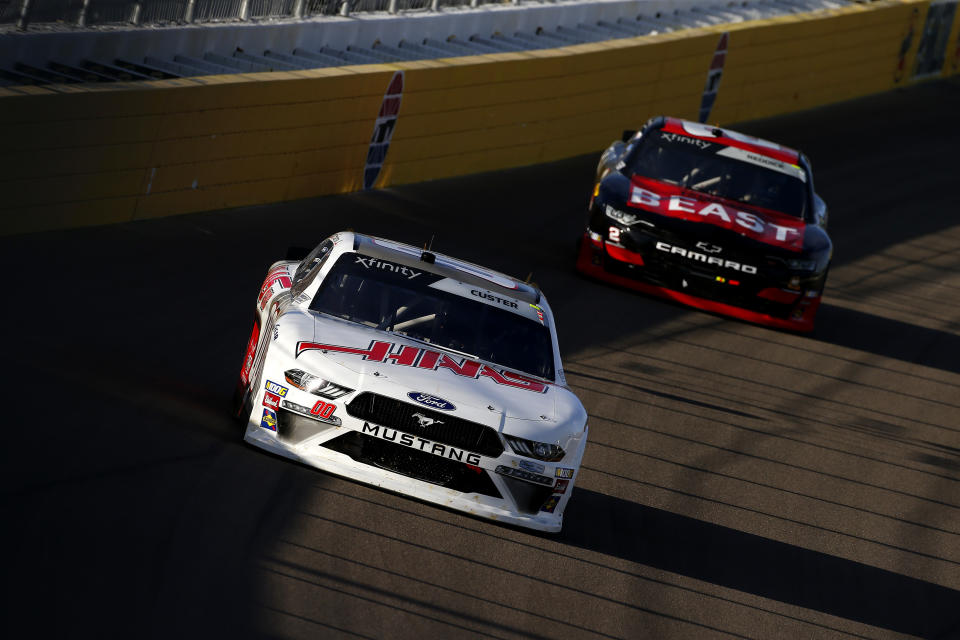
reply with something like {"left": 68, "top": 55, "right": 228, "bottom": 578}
{"left": 0, "top": 0, "right": 947, "bottom": 235}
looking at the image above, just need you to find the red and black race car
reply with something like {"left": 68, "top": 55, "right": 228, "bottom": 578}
{"left": 576, "top": 116, "right": 832, "bottom": 331}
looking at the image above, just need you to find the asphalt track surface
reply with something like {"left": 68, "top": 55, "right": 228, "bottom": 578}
{"left": 3, "top": 77, "right": 960, "bottom": 640}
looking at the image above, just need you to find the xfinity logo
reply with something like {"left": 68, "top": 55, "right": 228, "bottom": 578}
{"left": 411, "top": 413, "right": 443, "bottom": 428}
{"left": 655, "top": 241, "right": 758, "bottom": 274}
{"left": 661, "top": 132, "right": 711, "bottom": 149}
{"left": 407, "top": 392, "right": 456, "bottom": 411}
{"left": 354, "top": 255, "right": 421, "bottom": 280}
{"left": 471, "top": 289, "right": 518, "bottom": 309}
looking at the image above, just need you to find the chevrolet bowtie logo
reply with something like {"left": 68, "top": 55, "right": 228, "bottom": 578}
{"left": 412, "top": 413, "right": 443, "bottom": 428}
{"left": 695, "top": 241, "right": 723, "bottom": 254}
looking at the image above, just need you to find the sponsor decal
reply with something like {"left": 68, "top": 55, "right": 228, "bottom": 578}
{"left": 661, "top": 132, "right": 712, "bottom": 149}
{"left": 297, "top": 340, "right": 549, "bottom": 393}
{"left": 699, "top": 32, "right": 728, "bottom": 123}
{"left": 411, "top": 412, "right": 443, "bottom": 428}
{"left": 407, "top": 392, "right": 456, "bottom": 411}
{"left": 655, "top": 241, "right": 758, "bottom": 274}
{"left": 273, "top": 324, "right": 280, "bottom": 341}
{"left": 519, "top": 460, "right": 546, "bottom": 474}
{"left": 362, "top": 423, "right": 482, "bottom": 465}
{"left": 627, "top": 177, "right": 805, "bottom": 251}
{"left": 540, "top": 495, "right": 560, "bottom": 513}
{"left": 496, "top": 465, "right": 553, "bottom": 485}
{"left": 364, "top": 70, "right": 404, "bottom": 190}
{"left": 530, "top": 304, "right": 545, "bottom": 324}
{"left": 354, "top": 255, "right": 421, "bottom": 280}
{"left": 263, "top": 391, "right": 281, "bottom": 411}
{"left": 260, "top": 408, "right": 278, "bottom": 431}
{"left": 555, "top": 468, "right": 574, "bottom": 479}
{"left": 470, "top": 289, "right": 519, "bottom": 309}
{"left": 554, "top": 479, "right": 570, "bottom": 494}
{"left": 715, "top": 146, "right": 806, "bottom": 182}
{"left": 265, "top": 380, "right": 289, "bottom": 397}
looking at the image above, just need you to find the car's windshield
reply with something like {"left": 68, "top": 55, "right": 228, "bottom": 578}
{"left": 310, "top": 253, "right": 554, "bottom": 380}
{"left": 627, "top": 130, "right": 809, "bottom": 218}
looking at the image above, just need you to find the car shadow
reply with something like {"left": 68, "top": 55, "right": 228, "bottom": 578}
{"left": 559, "top": 488, "right": 960, "bottom": 639}
{"left": 812, "top": 303, "right": 960, "bottom": 375}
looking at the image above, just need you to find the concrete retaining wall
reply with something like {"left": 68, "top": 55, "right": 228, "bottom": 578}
{"left": 1, "top": 0, "right": 957, "bottom": 235}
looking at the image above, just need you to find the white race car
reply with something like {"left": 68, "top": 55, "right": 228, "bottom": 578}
{"left": 234, "top": 232, "right": 589, "bottom": 532}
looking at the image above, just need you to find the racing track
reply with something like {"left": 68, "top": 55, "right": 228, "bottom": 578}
{"left": 3, "top": 77, "right": 960, "bottom": 639}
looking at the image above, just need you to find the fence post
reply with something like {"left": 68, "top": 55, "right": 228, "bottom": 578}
{"left": 292, "top": 0, "right": 303, "bottom": 18}
{"left": 77, "top": 0, "right": 90, "bottom": 25}
{"left": 16, "top": 0, "right": 30, "bottom": 30}
{"left": 339, "top": 0, "right": 350, "bottom": 16}
{"left": 430, "top": 0, "right": 438, "bottom": 10}
{"left": 388, "top": 0, "right": 397, "bottom": 14}
{"left": 129, "top": 1, "right": 141, "bottom": 24}
{"left": 470, "top": 0, "right": 478, "bottom": 8}
{"left": 184, "top": 0, "right": 195, "bottom": 23}
{"left": 239, "top": 0, "right": 249, "bottom": 20}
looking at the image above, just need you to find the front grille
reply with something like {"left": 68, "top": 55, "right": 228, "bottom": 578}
{"left": 346, "top": 393, "right": 504, "bottom": 458}
{"left": 321, "top": 432, "right": 501, "bottom": 498}
{"left": 602, "top": 244, "right": 795, "bottom": 319}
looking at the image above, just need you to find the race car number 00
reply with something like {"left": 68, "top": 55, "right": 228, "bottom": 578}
{"left": 311, "top": 401, "right": 337, "bottom": 419}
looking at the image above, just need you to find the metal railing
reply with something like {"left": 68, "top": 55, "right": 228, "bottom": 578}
{"left": 3, "top": 0, "right": 525, "bottom": 29}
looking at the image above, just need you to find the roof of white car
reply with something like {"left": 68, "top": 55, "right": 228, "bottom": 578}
{"left": 351, "top": 233, "right": 542, "bottom": 305}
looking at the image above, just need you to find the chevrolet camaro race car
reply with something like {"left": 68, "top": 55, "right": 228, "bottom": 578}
{"left": 234, "top": 232, "right": 589, "bottom": 532}
{"left": 576, "top": 116, "right": 833, "bottom": 331}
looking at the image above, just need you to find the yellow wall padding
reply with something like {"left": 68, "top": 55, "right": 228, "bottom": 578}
{"left": 0, "top": 0, "right": 948, "bottom": 235}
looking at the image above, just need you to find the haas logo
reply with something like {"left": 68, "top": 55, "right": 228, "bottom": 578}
{"left": 412, "top": 413, "right": 443, "bottom": 428}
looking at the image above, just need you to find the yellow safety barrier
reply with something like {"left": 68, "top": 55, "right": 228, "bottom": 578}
{"left": 0, "top": 0, "right": 955, "bottom": 235}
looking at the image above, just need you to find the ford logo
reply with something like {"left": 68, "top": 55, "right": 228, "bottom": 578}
{"left": 407, "top": 392, "right": 456, "bottom": 411}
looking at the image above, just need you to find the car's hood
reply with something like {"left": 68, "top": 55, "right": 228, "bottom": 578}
{"left": 277, "top": 312, "right": 586, "bottom": 442}
{"left": 620, "top": 175, "right": 807, "bottom": 252}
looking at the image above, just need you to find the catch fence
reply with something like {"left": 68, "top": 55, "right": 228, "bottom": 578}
{"left": 2, "top": 0, "right": 528, "bottom": 29}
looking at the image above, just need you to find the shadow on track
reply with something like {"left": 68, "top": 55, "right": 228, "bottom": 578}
{"left": 561, "top": 488, "right": 960, "bottom": 639}
{"left": 814, "top": 303, "right": 960, "bottom": 375}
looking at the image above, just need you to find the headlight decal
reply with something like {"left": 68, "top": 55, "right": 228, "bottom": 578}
{"left": 504, "top": 434, "right": 565, "bottom": 462}
{"left": 284, "top": 369, "right": 353, "bottom": 399}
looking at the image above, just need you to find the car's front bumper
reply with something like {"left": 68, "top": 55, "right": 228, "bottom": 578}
{"left": 244, "top": 384, "right": 588, "bottom": 533}
{"left": 575, "top": 231, "right": 821, "bottom": 332}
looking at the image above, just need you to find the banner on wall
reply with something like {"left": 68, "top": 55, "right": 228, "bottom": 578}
{"left": 698, "top": 32, "right": 728, "bottom": 123}
{"left": 913, "top": 0, "right": 958, "bottom": 77}
{"left": 364, "top": 71, "right": 404, "bottom": 190}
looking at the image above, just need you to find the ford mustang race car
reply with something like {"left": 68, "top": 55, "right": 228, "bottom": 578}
{"left": 576, "top": 116, "right": 832, "bottom": 331}
{"left": 234, "top": 232, "right": 589, "bottom": 532}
